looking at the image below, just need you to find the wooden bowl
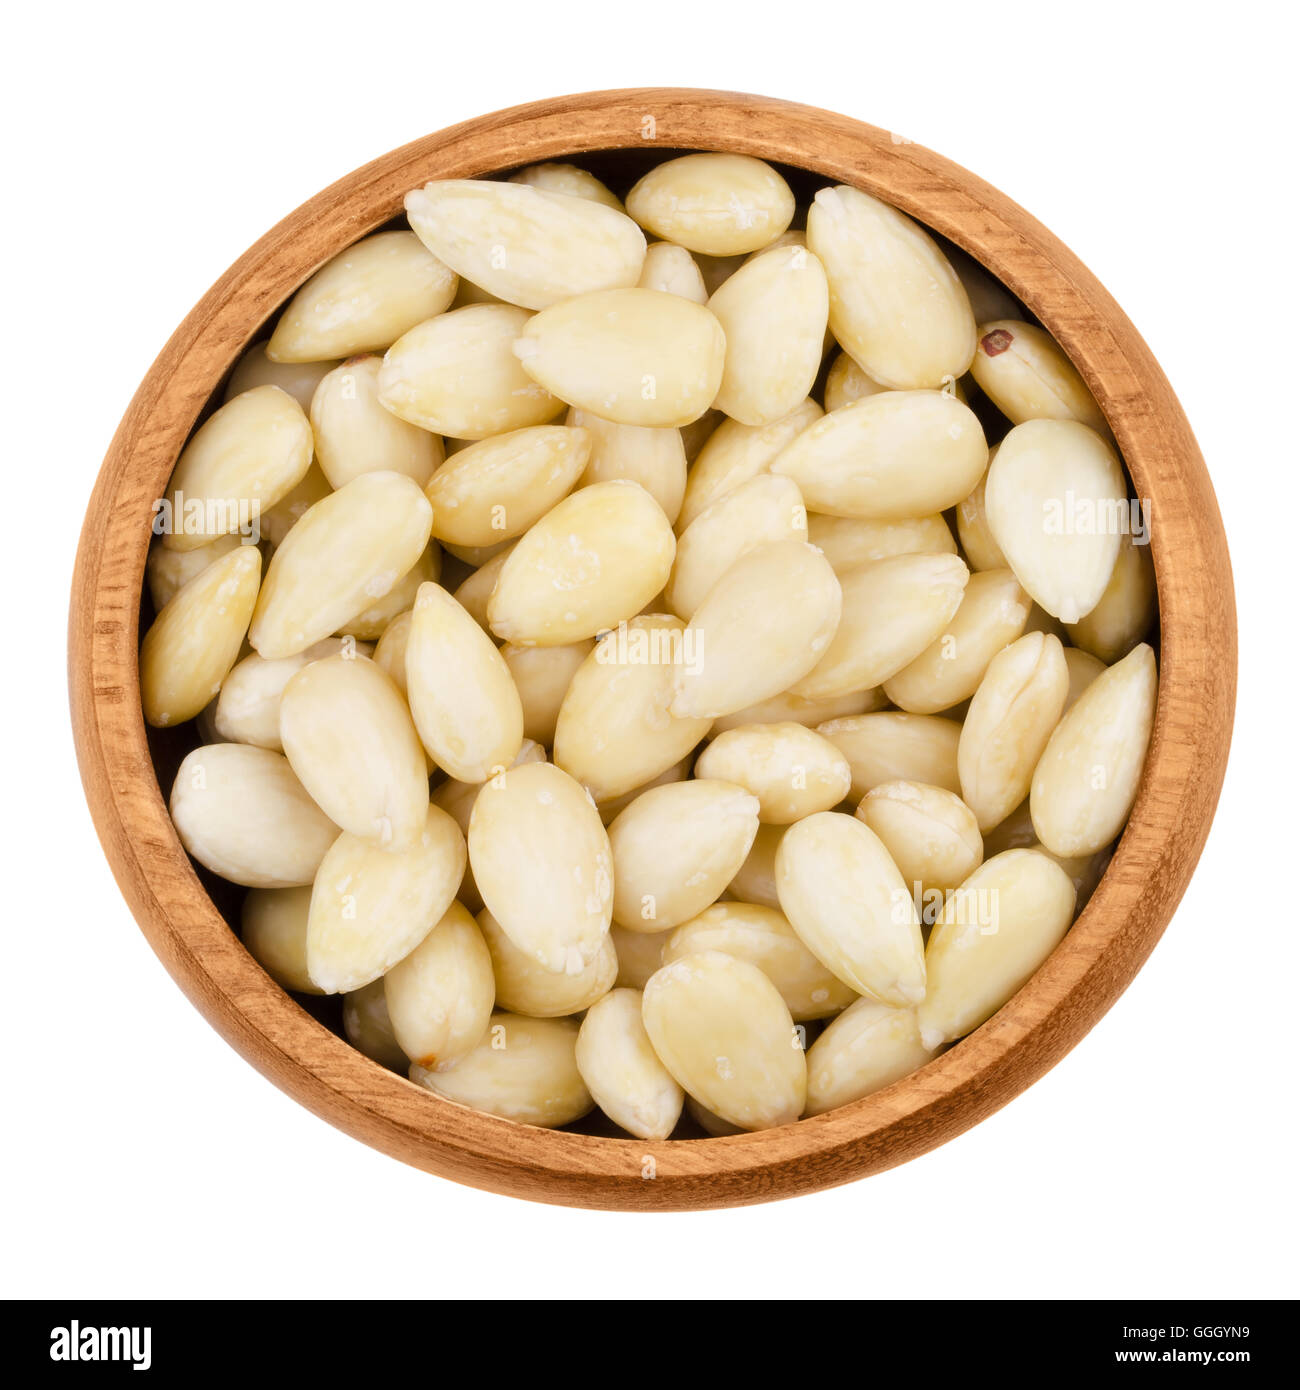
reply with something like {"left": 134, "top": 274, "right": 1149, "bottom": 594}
{"left": 69, "top": 88, "right": 1236, "bottom": 1210}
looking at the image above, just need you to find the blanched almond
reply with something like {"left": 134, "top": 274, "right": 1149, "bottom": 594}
{"left": 855, "top": 780, "right": 983, "bottom": 894}
{"left": 502, "top": 639, "right": 593, "bottom": 747}
{"left": 666, "top": 473, "right": 807, "bottom": 618}
{"left": 453, "top": 542, "right": 515, "bottom": 632}
{"left": 611, "top": 924, "right": 672, "bottom": 990}
{"left": 970, "top": 320, "right": 1107, "bottom": 433}
{"left": 424, "top": 425, "right": 590, "bottom": 546}
{"left": 806, "top": 512, "right": 956, "bottom": 573}
{"left": 804, "top": 997, "right": 937, "bottom": 1116}
{"left": 695, "top": 722, "right": 851, "bottom": 824}
{"left": 1066, "top": 532, "right": 1157, "bottom": 663}
{"left": 790, "top": 552, "right": 969, "bottom": 699}
{"left": 411, "top": 1013, "right": 593, "bottom": 1128}
{"left": 378, "top": 304, "right": 562, "bottom": 439}
{"left": 677, "top": 398, "right": 822, "bottom": 530}
{"left": 146, "top": 533, "right": 244, "bottom": 610}
{"left": 626, "top": 154, "right": 795, "bottom": 256}
{"left": 566, "top": 407, "right": 687, "bottom": 524}
{"left": 608, "top": 780, "right": 760, "bottom": 931}
{"left": 268, "top": 230, "right": 457, "bottom": 362}
{"left": 671, "top": 539, "right": 842, "bottom": 719}
{"left": 372, "top": 610, "right": 414, "bottom": 697}
{"left": 306, "top": 804, "right": 466, "bottom": 994}
{"left": 1030, "top": 642, "right": 1157, "bottom": 856}
{"left": 215, "top": 636, "right": 368, "bottom": 750}
{"left": 553, "top": 615, "right": 711, "bottom": 802}
{"left": 917, "top": 849, "right": 1076, "bottom": 1049}
{"left": 775, "top": 811, "right": 926, "bottom": 1006}
{"left": 170, "top": 744, "right": 339, "bottom": 888}
{"left": 883, "top": 567, "right": 1031, "bottom": 713}
{"left": 955, "top": 467, "right": 1008, "bottom": 571}
{"left": 248, "top": 471, "right": 433, "bottom": 659}
{"left": 225, "top": 342, "right": 340, "bottom": 412}
{"left": 576, "top": 988, "right": 684, "bottom": 1139}
{"left": 161, "top": 385, "right": 313, "bottom": 551}
{"left": 710, "top": 686, "right": 886, "bottom": 738}
{"left": 771, "top": 390, "right": 987, "bottom": 519}
{"left": 280, "top": 654, "right": 429, "bottom": 850}
{"left": 310, "top": 354, "right": 442, "bottom": 489}
{"left": 383, "top": 901, "right": 495, "bottom": 1069}
{"left": 478, "top": 907, "right": 616, "bottom": 1018}
{"left": 342, "top": 980, "right": 407, "bottom": 1070}
{"left": 981, "top": 798, "right": 1110, "bottom": 908}
{"left": 637, "top": 241, "right": 707, "bottom": 302}
{"left": 406, "top": 581, "right": 523, "bottom": 783}
{"left": 708, "top": 243, "right": 829, "bottom": 425}
{"left": 507, "top": 162, "right": 623, "bottom": 209}
{"left": 665, "top": 901, "right": 856, "bottom": 1021}
{"left": 960, "top": 632, "right": 1070, "bottom": 832}
{"left": 728, "top": 823, "right": 786, "bottom": 909}
{"left": 823, "top": 352, "right": 889, "bottom": 413}
{"left": 818, "top": 712, "right": 962, "bottom": 801}
{"left": 258, "top": 463, "right": 331, "bottom": 548}
{"left": 596, "top": 758, "right": 691, "bottom": 825}
{"left": 984, "top": 419, "right": 1127, "bottom": 624}
{"left": 467, "top": 761, "right": 613, "bottom": 974}
{"left": 335, "top": 546, "right": 439, "bottom": 642}
{"left": 487, "top": 481, "right": 675, "bottom": 645}
{"left": 241, "top": 885, "right": 320, "bottom": 994}
{"left": 514, "top": 288, "right": 726, "bottom": 429}
{"left": 641, "top": 951, "right": 806, "bottom": 1130}
{"left": 807, "top": 184, "right": 976, "bottom": 389}
{"left": 141, "top": 544, "right": 261, "bottom": 727}
{"left": 405, "top": 179, "right": 645, "bottom": 310}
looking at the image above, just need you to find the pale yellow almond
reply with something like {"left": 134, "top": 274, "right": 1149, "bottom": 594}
{"left": 790, "top": 552, "right": 969, "bottom": 699}
{"left": 955, "top": 465, "right": 1008, "bottom": 571}
{"left": 258, "top": 463, "right": 331, "bottom": 549}
{"left": 804, "top": 997, "right": 937, "bottom": 1116}
{"left": 671, "top": 539, "right": 842, "bottom": 719}
{"left": 215, "top": 636, "right": 369, "bottom": 750}
{"left": 566, "top": 407, "right": 687, "bottom": 524}
{"left": 970, "top": 320, "right": 1107, "bottom": 432}
{"left": 710, "top": 686, "right": 887, "bottom": 739}
{"left": 576, "top": 988, "right": 685, "bottom": 1139}
{"left": 695, "top": 722, "right": 851, "bottom": 824}
{"left": 806, "top": 512, "right": 956, "bottom": 573}
{"left": 411, "top": 1013, "right": 593, "bottom": 1128}
{"left": 468, "top": 761, "right": 613, "bottom": 973}
{"left": 708, "top": 243, "right": 829, "bottom": 426}
{"left": 384, "top": 901, "right": 494, "bottom": 1069}
{"left": 856, "top": 780, "right": 983, "bottom": 894}
{"left": 424, "top": 425, "right": 590, "bottom": 546}
{"left": 637, "top": 241, "right": 707, "bottom": 302}
{"left": 514, "top": 288, "right": 726, "bottom": 429}
{"left": 406, "top": 581, "right": 523, "bottom": 783}
{"left": 883, "top": 567, "right": 1031, "bottom": 713}
{"left": 665, "top": 901, "right": 856, "bottom": 1021}
{"left": 678, "top": 398, "right": 822, "bottom": 530}
{"left": 310, "top": 354, "right": 442, "bottom": 489}
{"left": 626, "top": 154, "right": 795, "bottom": 256}
{"left": 146, "top": 533, "right": 245, "bottom": 611}
{"left": 1066, "top": 531, "right": 1157, "bottom": 663}
{"left": 508, "top": 162, "right": 622, "bottom": 209}
{"left": 611, "top": 925, "right": 672, "bottom": 990}
{"left": 241, "top": 885, "right": 321, "bottom": 994}
{"left": 1063, "top": 646, "right": 1106, "bottom": 712}
{"left": 161, "top": 385, "right": 312, "bottom": 551}
{"left": 502, "top": 639, "right": 593, "bottom": 747}
{"left": 667, "top": 473, "right": 807, "bottom": 619}
{"left": 478, "top": 907, "right": 616, "bottom": 1018}
{"left": 225, "top": 342, "right": 340, "bottom": 412}
{"left": 728, "top": 823, "right": 787, "bottom": 908}
{"left": 642, "top": 951, "right": 805, "bottom": 1130}
{"left": 453, "top": 542, "right": 515, "bottom": 632}
{"left": 441, "top": 536, "right": 512, "bottom": 566}
{"left": 984, "top": 419, "right": 1127, "bottom": 624}
{"left": 807, "top": 184, "right": 976, "bottom": 389}
{"left": 378, "top": 304, "right": 562, "bottom": 439}
{"left": 596, "top": 758, "right": 692, "bottom": 826}
{"left": 776, "top": 811, "right": 926, "bottom": 1006}
{"left": 170, "top": 743, "right": 339, "bottom": 888}
{"left": 336, "top": 545, "right": 440, "bottom": 641}
{"left": 372, "top": 610, "right": 414, "bottom": 697}
{"left": 917, "top": 849, "right": 1076, "bottom": 1048}
{"left": 249, "top": 471, "right": 433, "bottom": 659}
{"left": 280, "top": 654, "right": 429, "bottom": 850}
{"left": 608, "top": 780, "right": 760, "bottom": 932}
{"left": 960, "top": 632, "right": 1070, "bottom": 832}
{"left": 1030, "top": 642, "right": 1158, "bottom": 857}
{"left": 818, "top": 712, "right": 962, "bottom": 802}
{"left": 141, "top": 545, "right": 262, "bottom": 727}
{"left": 342, "top": 980, "right": 408, "bottom": 1070}
{"left": 553, "top": 615, "right": 711, "bottom": 802}
{"left": 685, "top": 1095, "right": 745, "bottom": 1136}
{"left": 823, "top": 352, "right": 889, "bottom": 413}
{"left": 771, "top": 390, "right": 987, "bottom": 520}
{"left": 307, "top": 804, "right": 465, "bottom": 994}
{"left": 487, "top": 481, "right": 676, "bottom": 645}
{"left": 405, "top": 179, "right": 645, "bottom": 310}
{"left": 268, "top": 230, "right": 456, "bottom": 363}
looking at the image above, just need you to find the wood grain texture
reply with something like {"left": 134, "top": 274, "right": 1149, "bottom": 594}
{"left": 68, "top": 89, "right": 1236, "bottom": 1210}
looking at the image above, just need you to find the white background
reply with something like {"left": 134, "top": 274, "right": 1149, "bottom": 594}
{"left": 6, "top": 0, "right": 1295, "bottom": 1301}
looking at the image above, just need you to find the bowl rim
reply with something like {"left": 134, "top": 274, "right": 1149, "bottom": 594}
{"left": 69, "top": 87, "right": 1236, "bottom": 1211}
